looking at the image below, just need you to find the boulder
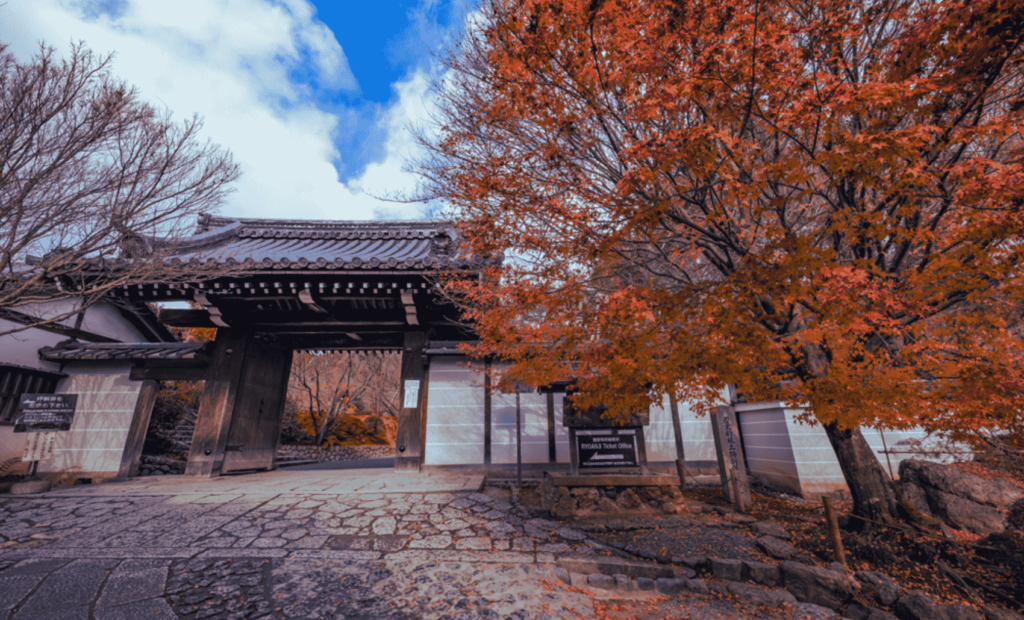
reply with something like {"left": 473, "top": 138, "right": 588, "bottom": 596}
{"left": 900, "top": 460, "right": 1023, "bottom": 510}
{"left": 587, "top": 573, "right": 615, "bottom": 589}
{"left": 856, "top": 571, "right": 900, "bottom": 607}
{"left": 791, "top": 602, "right": 838, "bottom": 619}
{"left": 984, "top": 607, "right": 1024, "bottom": 620}
{"left": 752, "top": 520, "right": 793, "bottom": 540}
{"left": 780, "top": 561, "right": 857, "bottom": 611}
{"left": 710, "top": 558, "right": 745, "bottom": 581}
{"left": 899, "top": 460, "right": 1024, "bottom": 534}
{"left": 928, "top": 490, "right": 1007, "bottom": 535}
{"left": 744, "top": 560, "right": 781, "bottom": 587}
{"left": 757, "top": 535, "right": 797, "bottom": 560}
{"left": 894, "top": 590, "right": 984, "bottom": 620}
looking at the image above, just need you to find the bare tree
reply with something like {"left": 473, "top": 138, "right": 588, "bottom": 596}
{"left": 287, "top": 351, "right": 401, "bottom": 446}
{"left": 0, "top": 42, "right": 239, "bottom": 335}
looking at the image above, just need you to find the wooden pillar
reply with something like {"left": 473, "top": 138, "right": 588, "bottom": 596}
{"left": 185, "top": 330, "right": 250, "bottom": 477}
{"left": 396, "top": 331, "right": 427, "bottom": 471}
{"left": 483, "top": 360, "right": 492, "bottom": 466}
{"left": 117, "top": 380, "right": 159, "bottom": 478}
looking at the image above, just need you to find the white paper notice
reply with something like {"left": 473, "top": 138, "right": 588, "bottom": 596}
{"left": 22, "top": 432, "right": 56, "bottom": 462}
{"left": 403, "top": 380, "right": 420, "bottom": 408}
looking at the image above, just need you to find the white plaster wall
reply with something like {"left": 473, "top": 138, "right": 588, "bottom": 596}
{"left": 78, "top": 302, "right": 149, "bottom": 342}
{"left": 5, "top": 300, "right": 149, "bottom": 343}
{"left": 554, "top": 395, "right": 570, "bottom": 462}
{"left": 36, "top": 362, "right": 139, "bottom": 478}
{"left": 0, "top": 321, "right": 66, "bottom": 474}
{"left": 735, "top": 403, "right": 802, "bottom": 494}
{"left": 492, "top": 392, "right": 549, "bottom": 464}
{"left": 0, "top": 318, "right": 67, "bottom": 371}
{"left": 784, "top": 407, "right": 849, "bottom": 496}
{"left": 648, "top": 394, "right": 721, "bottom": 463}
{"left": 423, "top": 357, "right": 485, "bottom": 465}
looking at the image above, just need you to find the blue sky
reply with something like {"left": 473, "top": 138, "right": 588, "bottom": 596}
{"left": 0, "top": 0, "right": 471, "bottom": 220}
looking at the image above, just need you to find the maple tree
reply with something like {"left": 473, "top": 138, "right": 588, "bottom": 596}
{"left": 419, "top": 0, "right": 1024, "bottom": 525}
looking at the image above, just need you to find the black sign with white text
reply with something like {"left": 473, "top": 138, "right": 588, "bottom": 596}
{"left": 13, "top": 394, "right": 78, "bottom": 433}
{"left": 576, "top": 430, "right": 639, "bottom": 469}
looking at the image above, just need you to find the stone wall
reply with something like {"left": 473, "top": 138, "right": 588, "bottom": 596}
{"left": 138, "top": 455, "right": 186, "bottom": 476}
{"left": 276, "top": 444, "right": 394, "bottom": 462}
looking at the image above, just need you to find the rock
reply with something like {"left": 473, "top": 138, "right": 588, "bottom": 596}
{"left": 588, "top": 573, "right": 616, "bottom": 589}
{"left": 780, "top": 561, "right": 857, "bottom": 611}
{"left": 856, "top": 571, "right": 900, "bottom": 607}
{"left": 726, "top": 582, "right": 797, "bottom": 606}
{"left": 673, "top": 567, "right": 696, "bottom": 579}
{"left": 900, "top": 460, "right": 1023, "bottom": 511}
{"left": 984, "top": 606, "right": 1024, "bottom": 620}
{"left": 594, "top": 498, "right": 619, "bottom": 513}
{"left": 791, "top": 602, "right": 838, "bottom": 619}
{"left": 571, "top": 488, "right": 600, "bottom": 511}
{"left": 928, "top": 490, "right": 1007, "bottom": 535}
{"left": 757, "top": 535, "right": 798, "bottom": 560}
{"left": 900, "top": 481, "right": 933, "bottom": 516}
{"left": 686, "top": 578, "right": 709, "bottom": 595}
{"left": 656, "top": 578, "right": 689, "bottom": 595}
{"left": 616, "top": 489, "right": 644, "bottom": 511}
{"left": 865, "top": 609, "right": 900, "bottom": 620}
{"left": 636, "top": 577, "right": 655, "bottom": 591}
{"left": 710, "top": 558, "right": 745, "bottom": 581}
{"left": 551, "top": 488, "right": 578, "bottom": 518}
{"left": 894, "top": 590, "right": 984, "bottom": 620}
{"left": 752, "top": 520, "right": 793, "bottom": 540}
{"left": 613, "top": 574, "right": 635, "bottom": 591}
{"left": 744, "top": 560, "right": 781, "bottom": 587}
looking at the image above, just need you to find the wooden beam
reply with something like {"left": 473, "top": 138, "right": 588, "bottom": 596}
{"left": 401, "top": 290, "right": 419, "bottom": 326}
{"left": 297, "top": 289, "right": 328, "bottom": 313}
{"left": 129, "top": 366, "right": 208, "bottom": 382}
{"left": 194, "top": 291, "right": 230, "bottom": 328}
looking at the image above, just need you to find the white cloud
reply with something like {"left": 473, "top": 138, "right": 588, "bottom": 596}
{"left": 0, "top": 0, "right": 433, "bottom": 221}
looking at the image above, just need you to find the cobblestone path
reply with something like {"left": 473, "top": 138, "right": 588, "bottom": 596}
{"left": 0, "top": 483, "right": 603, "bottom": 620}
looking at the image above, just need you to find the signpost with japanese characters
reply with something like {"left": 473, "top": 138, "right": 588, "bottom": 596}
{"left": 13, "top": 394, "right": 78, "bottom": 433}
{"left": 711, "top": 404, "right": 752, "bottom": 508}
{"left": 13, "top": 395, "right": 78, "bottom": 474}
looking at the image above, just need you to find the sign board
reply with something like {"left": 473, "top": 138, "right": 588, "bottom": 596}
{"left": 22, "top": 432, "right": 57, "bottom": 462}
{"left": 711, "top": 405, "right": 751, "bottom": 506}
{"left": 575, "top": 429, "right": 639, "bottom": 469}
{"left": 13, "top": 394, "right": 78, "bottom": 433}
{"left": 403, "top": 380, "right": 420, "bottom": 408}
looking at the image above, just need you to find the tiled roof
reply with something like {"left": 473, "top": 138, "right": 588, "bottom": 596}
{"left": 155, "top": 215, "right": 493, "bottom": 271}
{"left": 39, "top": 342, "right": 210, "bottom": 361}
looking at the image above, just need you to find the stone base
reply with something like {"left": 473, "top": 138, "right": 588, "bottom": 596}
{"left": 538, "top": 476, "right": 689, "bottom": 518}
{"left": 10, "top": 479, "right": 52, "bottom": 495}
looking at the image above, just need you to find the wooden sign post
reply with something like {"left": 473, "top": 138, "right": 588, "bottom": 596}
{"left": 711, "top": 405, "right": 752, "bottom": 508}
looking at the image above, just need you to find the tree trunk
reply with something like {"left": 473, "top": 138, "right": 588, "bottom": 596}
{"left": 822, "top": 422, "right": 901, "bottom": 527}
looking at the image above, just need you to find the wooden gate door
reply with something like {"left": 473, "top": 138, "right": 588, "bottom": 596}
{"left": 222, "top": 336, "right": 292, "bottom": 472}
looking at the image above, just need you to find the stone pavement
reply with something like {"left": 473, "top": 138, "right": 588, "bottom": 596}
{"left": 0, "top": 470, "right": 607, "bottom": 620}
